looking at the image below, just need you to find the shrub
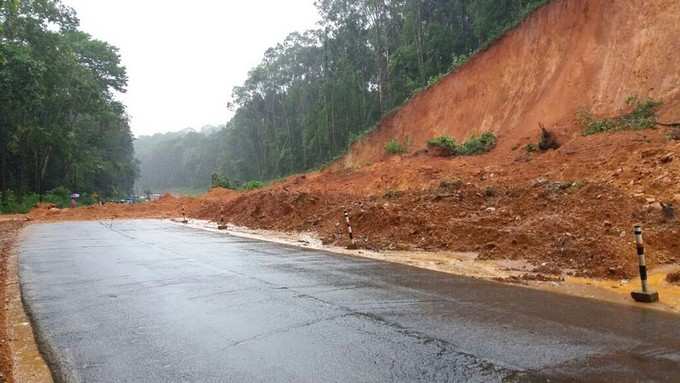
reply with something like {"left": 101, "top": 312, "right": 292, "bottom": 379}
{"left": 458, "top": 132, "right": 497, "bottom": 155}
{"left": 241, "top": 181, "right": 265, "bottom": 191}
{"left": 385, "top": 138, "right": 407, "bottom": 155}
{"left": 0, "top": 186, "right": 94, "bottom": 214}
{"left": 426, "top": 132, "right": 497, "bottom": 157}
{"left": 579, "top": 97, "right": 662, "bottom": 136}
{"left": 427, "top": 136, "right": 458, "bottom": 156}
{"left": 211, "top": 173, "right": 234, "bottom": 189}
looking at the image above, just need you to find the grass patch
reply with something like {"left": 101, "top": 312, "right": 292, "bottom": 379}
{"left": 579, "top": 97, "right": 662, "bottom": 136}
{"left": 240, "top": 181, "right": 265, "bottom": 191}
{"left": 385, "top": 138, "right": 408, "bottom": 155}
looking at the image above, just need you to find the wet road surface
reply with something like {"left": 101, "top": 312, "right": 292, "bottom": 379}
{"left": 18, "top": 220, "right": 680, "bottom": 382}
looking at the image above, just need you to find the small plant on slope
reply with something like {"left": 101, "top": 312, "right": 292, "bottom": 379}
{"left": 426, "top": 132, "right": 497, "bottom": 157}
{"left": 427, "top": 136, "right": 458, "bottom": 156}
{"left": 579, "top": 96, "right": 663, "bottom": 136}
{"left": 458, "top": 132, "right": 497, "bottom": 155}
{"left": 385, "top": 138, "right": 407, "bottom": 155}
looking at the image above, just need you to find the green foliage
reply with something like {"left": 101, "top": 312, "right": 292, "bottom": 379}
{"left": 385, "top": 139, "right": 407, "bottom": 155}
{"left": 458, "top": 132, "right": 497, "bottom": 155}
{"left": 579, "top": 97, "right": 663, "bottom": 136}
{"left": 427, "top": 133, "right": 497, "bottom": 156}
{"left": 427, "top": 136, "right": 458, "bottom": 156}
{"left": 211, "top": 173, "right": 234, "bottom": 190}
{"left": 0, "top": 187, "right": 96, "bottom": 214}
{"left": 0, "top": 0, "right": 137, "bottom": 203}
{"left": 426, "top": 73, "right": 446, "bottom": 88}
{"left": 240, "top": 181, "right": 265, "bottom": 191}
{"left": 450, "top": 54, "right": 470, "bottom": 72}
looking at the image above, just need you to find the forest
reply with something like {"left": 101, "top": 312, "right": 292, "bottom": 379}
{"left": 136, "top": 0, "right": 549, "bottom": 193}
{"left": 0, "top": 0, "right": 137, "bottom": 211}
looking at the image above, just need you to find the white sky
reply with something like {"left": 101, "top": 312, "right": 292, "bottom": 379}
{"left": 63, "top": 0, "right": 320, "bottom": 137}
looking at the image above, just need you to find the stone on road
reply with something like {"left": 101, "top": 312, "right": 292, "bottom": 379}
{"left": 18, "top": 220, "right": 680, "bottom": 382}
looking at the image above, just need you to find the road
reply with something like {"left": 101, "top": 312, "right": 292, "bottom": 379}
{"left": 18, "top": 220, "right": 680, "bottom": 382}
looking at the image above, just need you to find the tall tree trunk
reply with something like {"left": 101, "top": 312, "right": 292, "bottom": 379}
{"left": 39, "top": 147, "right": 52, "bottom": 196}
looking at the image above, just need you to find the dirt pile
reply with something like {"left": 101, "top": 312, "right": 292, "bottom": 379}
{"left": 185, "top": 130, "right": 680, "bottom": 278}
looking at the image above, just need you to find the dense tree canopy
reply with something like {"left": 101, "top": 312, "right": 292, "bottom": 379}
{"left": 1, "top": 0, "right": 137, "bottom": 209}
{"left": 138, "top": 0, "right": 550, "bottom": 192}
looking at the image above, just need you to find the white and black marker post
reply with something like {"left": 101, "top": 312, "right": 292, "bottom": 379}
{"left": 344, "top": 210, "right": 356, "bottom": 247}
{"left": 631, "top": 225, "right": 659, "bottom": 303}
{"left": 218, "top": 206, "right": 227, "bottom": 230}
{"left": 181, "top": 206, "right": 188, "bottom": 224}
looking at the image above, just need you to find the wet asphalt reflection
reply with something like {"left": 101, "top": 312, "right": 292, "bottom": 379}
{"left": 18, "top": 220, "right": 680, "bottom": 382}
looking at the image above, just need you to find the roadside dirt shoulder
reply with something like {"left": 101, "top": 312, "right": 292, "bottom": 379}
{"left": 0, "top": 220, "right": 52, "bottom": 383}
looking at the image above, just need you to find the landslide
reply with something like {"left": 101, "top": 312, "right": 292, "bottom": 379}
{"left": 204, "top": 0, "right": 680, "bottom": 279}
{"left": 28, "top": 0, "right": 680, "bottom": 279}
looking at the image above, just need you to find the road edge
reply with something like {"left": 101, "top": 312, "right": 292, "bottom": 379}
{"left": 14, "top": 225, "right": 75, "bottom": 383}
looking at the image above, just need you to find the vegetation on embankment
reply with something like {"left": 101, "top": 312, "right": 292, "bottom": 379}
{"left": 578, "top": 97, "right": 663, "bottom": 136}
{"left": 427, "top": 133, "right": 497, "bottom": 156}
{"left": 0, "top": 187, "right": 98, "bottom": 214}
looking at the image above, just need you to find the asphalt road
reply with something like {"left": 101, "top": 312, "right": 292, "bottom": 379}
{"left": 18, "top": 220, "right": 680, "bottom": 382}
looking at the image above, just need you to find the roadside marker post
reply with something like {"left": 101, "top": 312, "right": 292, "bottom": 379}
{"left": 631, "top": 225, "right": 659, "bottom": 303}
{"left": 344, "top": 210, "right": 356, "bottom": 249}
{"left": 218, "top": 206, "right": 227, "bottom": 230}
{"left": 181, "top": 206, "right": 188, "bottom": 224}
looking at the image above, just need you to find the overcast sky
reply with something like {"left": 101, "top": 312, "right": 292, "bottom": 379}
{"left": 63, "top": 0, "right": 320, "bottom": 137}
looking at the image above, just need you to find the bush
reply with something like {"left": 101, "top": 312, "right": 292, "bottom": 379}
{"left": 211, "top": 173, "right": 234, "bottom": 189}
{"left": 427, "top": 136, "right": 458, "bottom": 156}
{"left": 385, "top": 138, "right": 407, "bottom": 155}
{"left": 579, "top": 97, "right": 662, "bottom": 136}
{"left": 0, "top": 192, "right": 40, "bottom": 214}
{"left": 458, "top": 132, "right": 497, "bottom": 155}
{"left": 0, "top": 186, "right": 94, "bottom": 214}
{"left": 241, "top": 181, "right": 265, "bottom": 191}
{"left": 426, "top": 132, "right": 497, "bottom": 157}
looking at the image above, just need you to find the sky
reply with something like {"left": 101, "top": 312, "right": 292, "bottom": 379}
{"left": 63, "top": 0, "right": 320, "bottom": 137}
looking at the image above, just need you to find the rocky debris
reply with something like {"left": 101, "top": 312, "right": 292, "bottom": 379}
{"left": 667, "top": 271, "right": 680, "bottom": 285}
{"left": 659, "top": 153, "right": 674, "bottom": 164}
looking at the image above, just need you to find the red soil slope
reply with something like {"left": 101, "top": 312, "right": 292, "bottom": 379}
{"left": 339, "top": 0, "right": 680, "bottom": 168}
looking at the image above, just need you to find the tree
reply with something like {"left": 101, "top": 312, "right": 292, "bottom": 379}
{"left": 0, "top": 0, "right": 137, "bottom": 208}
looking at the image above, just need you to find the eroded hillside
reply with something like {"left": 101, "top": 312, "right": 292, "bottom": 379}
{"left": 340, "top": 0, "right": 680, "bottom": 168}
